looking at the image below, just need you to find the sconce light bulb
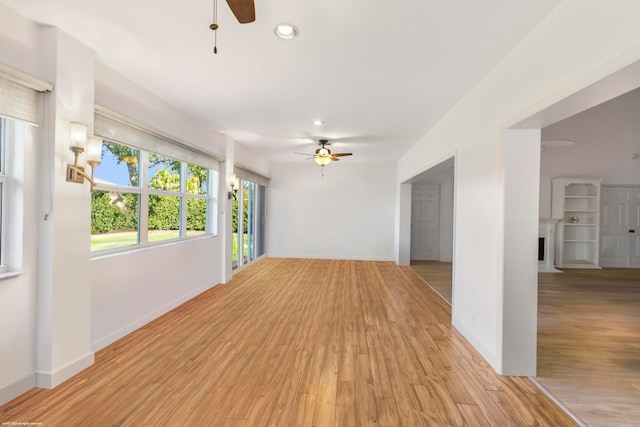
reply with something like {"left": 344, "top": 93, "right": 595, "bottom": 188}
{"left": 86, "top": 137, "right": 103, "bottom": 164}
{"left": 69, "top": 121, "right": 88, "bottom": 152}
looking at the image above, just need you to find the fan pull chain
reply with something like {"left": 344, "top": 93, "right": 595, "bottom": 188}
{"left": 210, "top": 0, "right": 219, "bottom": 54}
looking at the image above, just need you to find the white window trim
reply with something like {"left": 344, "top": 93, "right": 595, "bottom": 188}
{"left": 0, "top": 119, "right": 7, "bottom": 273}
{"left": 0, "top": 119, "right": 26, "bottom": 278}
{"left": 92, "top": 143, "right": 218, "bottom": 256}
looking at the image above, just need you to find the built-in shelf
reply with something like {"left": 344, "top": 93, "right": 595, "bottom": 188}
{"left": 552, "top": 178, "right": 602, "bottom": 269}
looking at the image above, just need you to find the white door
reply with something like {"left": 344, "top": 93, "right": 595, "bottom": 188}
{"left": 629, "top": 188, "right": 640, "bottom": 267}
{"left": 411, "top": 183, "right": 440, "bottom": 260}
{"left": 600, "top": 186, "right": 639, "bottom": 267}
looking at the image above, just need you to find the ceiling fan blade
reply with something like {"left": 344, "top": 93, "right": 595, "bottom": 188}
{"left": 331, "top": 153, "right": 353, "bottom": 157}
{"left": 294, "top": 152, "right": 315, "bottom": 156}
{"left": 226, "top": 0, "right": 255, "bottom": 23}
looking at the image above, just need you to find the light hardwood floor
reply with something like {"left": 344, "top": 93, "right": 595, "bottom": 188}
{"left": 0, "top": 258, "right": 575, "bottom": 426}
{"left": 411, "top": 260, "right": 640, "bottom": 427}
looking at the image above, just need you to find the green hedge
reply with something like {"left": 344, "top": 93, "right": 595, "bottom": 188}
{"left": 187, "top": 198, "right": 207, "bottom": 231}
{"left": 91, "top": 191, "right": 207, "bottom": 233}
{"left": 91, "top": 191, "right": 138, "bottom": 234}
{"left": 148, "top": 195, "right": 180, "bottom": 230}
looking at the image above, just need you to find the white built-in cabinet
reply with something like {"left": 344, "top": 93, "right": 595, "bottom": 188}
{"left": 552, "top": 178, "right": 602, "bottom": 269}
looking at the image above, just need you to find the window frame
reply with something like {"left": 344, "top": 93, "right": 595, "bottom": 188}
{"left": 232, "top": 177, "right": 267, "bottom": 271}
{"left": 0, "top": 119, "right": 7, "bottom": 273}
{"left": 91, "top": 141, "right": 218, "bottom": 255}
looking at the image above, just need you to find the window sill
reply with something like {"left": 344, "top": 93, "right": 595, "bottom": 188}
{"left": 0, "top": 270, "right": 24, "bottom": 280}
{"left": 91, "top": 233, "right": 217, "bottom": 261}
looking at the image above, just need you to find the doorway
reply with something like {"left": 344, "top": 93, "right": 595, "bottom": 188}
{"left": 535, "top": 81, "right": 640, "bottom": 423}
{"left": 600, "top": 185, "right": 640, "bottom": 268}
{"left": 232, "top": 178, "right": 267, "bottom": 270}
{"left": 408, "top": 158, "right": 455, "bottom": 304}
{"left": 411, "top": 183, "right": 440, "bottom": 261}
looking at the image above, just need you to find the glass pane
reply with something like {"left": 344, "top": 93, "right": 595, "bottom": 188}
{"left": 0, "top": 183, "right": 3, "bottom": 262}
{"left": 258, "top": 185, "right": 266, "bottom": 257}
{"left": 91, "top": 190, "right": 140, "bottom": 251}
{"left": 243, "top": 181, "right": 255, "bottom": 264}
{"left": 148, "top": 154, "right": 181, "bottom": 192}
{"left": 95, "top": 141, "right": 140, "bottom": 187}
{"left": 187, "top": 164, "right": 208, "bottom": 195}
{"left": 148, "top": 194, "right": 180, "bottom": 242}
{"left": 187, "top": 197, "right": 207, "bottom": 236}
{"left": 0, "top": 119, "right": 4, "bottom": 174}
{"left": 232, "top": 190, "right": 239, "bottom": 269}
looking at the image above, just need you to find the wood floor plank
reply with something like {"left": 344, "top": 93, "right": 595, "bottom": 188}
{"left": 334, "top": 380, "right": 356, "bottom": 427}
{"left": 375, "top": 397, "right": 402, "bottom": 427}
{"left": 0, "top": 258, "right": 575, "bottom": 426}
{"left": 291, "top": 393, "right": 316, "bottom": 427}
{"left": 412, "top": 382, "right": 465, "bottom": 426}
{"left": 457, "top": 403, "right": 492, "bottom": 427}
{"left": 354, "top": 353, "right": 379, "bottom": 426}
{"left": 312, "top": 333, "right": 340, "bottom": 427}
{"left": 412, "top": 260, "right": 640, "bottom": 426}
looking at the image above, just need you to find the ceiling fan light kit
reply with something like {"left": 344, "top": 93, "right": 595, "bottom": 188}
{"left": 295, "top": 139, "right": 353, "bottom": 172}
{"left": 315, "top": 156, "right": 331, "bottom": 166}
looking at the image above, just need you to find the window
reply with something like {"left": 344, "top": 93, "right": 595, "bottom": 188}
{"left": 0, "top": 118, "right": 26, "bottom": 276}
{"left": 232, "top": 174, "right": 267, "bottom": 270}
{"left": 0, "top": 67, "right": 51, "bottom": 277}
{"left": 0, "top": 119, "right": 6, "bottom": 272}
{"left": 91, "top": 140, "right": 218, "bottom": 253}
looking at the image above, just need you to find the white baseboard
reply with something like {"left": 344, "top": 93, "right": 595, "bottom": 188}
{"left": 0, "top": 373, "right": 36, "bottom": 406}
{"left": 265, "top": 253, "right": 395, "bottom": 262}
{"left": 91, "top": 280, "right": 221, "bottom": 352}
{"left": 451, "top": 314, "right": 499, "bottom": 373}
{"left": 36, "top": 351, "right": 95, "bottom": 389}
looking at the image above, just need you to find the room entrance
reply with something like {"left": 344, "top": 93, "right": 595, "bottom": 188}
{"left": 232, "top": 178, "right": 267, "bottom": 270}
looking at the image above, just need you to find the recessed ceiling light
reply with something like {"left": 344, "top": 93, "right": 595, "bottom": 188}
{"left": 312, "top": 120, "right": 323, "bottom": 126}
{"left": 274, "top": 24, "right": 299, "bottom": 40}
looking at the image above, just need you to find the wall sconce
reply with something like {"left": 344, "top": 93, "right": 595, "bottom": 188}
{"left": 66, "top": 121, "right": 102, "bottom": 190}
{"left": 227, "top": 173, "right": 239, "bottom": 199}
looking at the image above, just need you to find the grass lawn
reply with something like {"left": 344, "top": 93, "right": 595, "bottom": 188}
{"left": 232, "top": 233, "right": 250, "bottom": 265}
{"left": 91, "top": 230, "right": 206, "bottom": 252}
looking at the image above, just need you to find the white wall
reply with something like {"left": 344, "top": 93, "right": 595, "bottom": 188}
{"left": 90, "top": 65, "right": 236, "bottom": 350}
{"left": 0, "top": 3, "right": 266, "bottom": 404}
{"left": 234, "top": 141, "right": 269, "bottom": 178}
{"left": 0, "top": 3, "right": 41, "bottom": 77}
{"left": 439, "top": 176, "right": 454, "bottom": 262}
{"left": 396, "top": 0, "right": 640, "bottom": 374}
{"left": 268, "top": 162, "right": 395, "bottom": 260}
{"left": 0, "top": 3, "right": 43, "bottom": 404}
{"left": 37, "top": 26, "right": 96, "bottom": 389}
{"left": 91, "top": 237, "right": 222, "bottom": 350}
{"left": 95, "top": 63, "right": 226, "bottom": 160}
{"left": 540, "top": 87, "right": 640, "bottom": 217}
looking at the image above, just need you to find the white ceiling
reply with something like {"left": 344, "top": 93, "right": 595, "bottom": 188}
{"left": 2, "top": 0, "right": 561, "bottom": 163}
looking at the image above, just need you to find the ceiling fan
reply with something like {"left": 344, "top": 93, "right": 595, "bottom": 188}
{"left": 295, "top": 139, "right": 353, "bottom": 167}
{"left": 225, "top": 0, "right": 256, "bottom": 23}
{"left": 210, "top": 0, "right": 255, "bottom": 53}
